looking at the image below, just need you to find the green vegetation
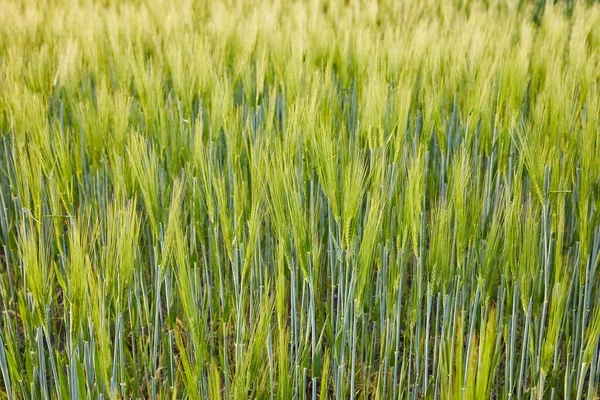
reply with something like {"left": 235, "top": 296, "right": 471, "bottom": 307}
{"left": 1, "top": 0, "right": 600, "bottom": 398}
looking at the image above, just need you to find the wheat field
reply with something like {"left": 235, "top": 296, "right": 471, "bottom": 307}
{"left": 1, "top": 0, "right": 600, "bottom": 398}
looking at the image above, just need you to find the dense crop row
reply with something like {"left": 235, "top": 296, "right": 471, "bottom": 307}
{"left": 1, "top": 0, "right": 600, "bottom": 398}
